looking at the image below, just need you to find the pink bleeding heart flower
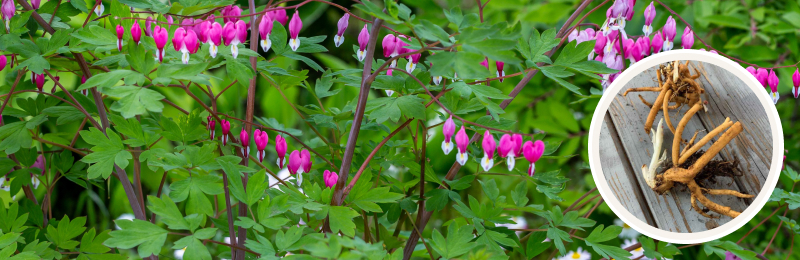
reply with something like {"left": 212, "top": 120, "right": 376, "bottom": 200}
{"left": 745, "top": 66, "right": 757, "bottom": 78}
{"left": 756, "top": 68, "right": 768, "bottom": 88}
{"left": 275, "top": 135, "right": 287, "bottom": 168}
{"left": 455, "top": 126, "right": 469, "bottom": 166}
{"left": 166, "top": 15, "right": 173, "bottom": 29}
{"left": 792, "top": 69, "right": 800, "bottom": 98}
{"left": 594, "top": 32, "right": 607, "bottom": 56}
{"left": 258, "top": 13, "right": 273, "bottom": 52}
{"left": 650, "top": 31, "right": 663, "bottom": 54}
{"left": 575, "top": 28, "right": 595, "bottom": 44}
{"left": 480, "top": 57, "right": 489, "bottom": 69}
{"left": 222, "top": 20, "right": 247, "bottom": 58}
{"left": 568, "top": 29, "right": 579, "bottom": 42}
{"left": 173, "top": 28, "right": 199, "bottom": 64}
{"left": 623, "top": 0, "right": 635, "bottom": 21}
{"left": 49, "top": 75, "right": 59, "bottom": 93}
{"left": 603, "top": 30, "right": 619, "bottom": 54}
{"left": 497, "top": 134, "right": 516, "bottom": 171}
{"left": 32, "top": 73, "right": 45, "bottom": 92}
{"left": 382, "top": 34, "right": 408, "bottom": 68}
{"left": 480, "top": 130, "right": 496, "bottom": 171}
{"left": 496, "top": 61, "right": 505, "bottom": 82}
{"left": 254, "top": 129, "right": 269, "bottom": 162}
{"left": 523, "top": 140, "right": 545, "bottom": 177}
{"left": 288, "top": 10, "right": 302, "bottom": 51}
{"left": 441, "top": 116, "right": 455, "bottom": 155}
{"left": 268, "top": 8, "right": 288, "bottom": 25}
{"left": 681, "top": 26, "right": 694, "bottom": 49}
{"left": 2, "top": 0, "right": 14, "bottom": 31}
{"left": 116, "top": 24, "right": 124, "bottom": 51}
{"left": 662, "top": 16, "right": 676, "bottom": 51}
{"left": 220, "top": 119, "right": 231, "bottom": 146}
{"left": 334, "top": 13, "right": 349, "bottom": 47}
{"left": 323, "top": 170, "right": 338, "bottom": 188}
{"left": 80, "top": 75, "right": 89, "bottom": 95}
{"left": 195, "top": 20, "right": 209, "bottom": 43}
{"left": 30, "top": 0, "right": 39, "bottom": 10}
{"left": 356, "top": 24, "right": 369, "bottom": 61}
{"left": 205, "top": 22, "right": 222, "bottom": 58}
{"left": 153, "top": 25, "right": 169, "bottom": 62}
{"left": 145, "top": 17, "right": 154, "bottom": 37}
{"left": 768, "top": 69, "right": 779, "bottom": 104}
{"left": 181, "top": 18, "right": 195, "bottom": 31}
{"left": 221, "top": 5, "right": 242, "bottom": 24}
{"left": 131, "top": 21, "right": 142, "bottom": 45}
{"left": 31, "top": 155, "right": 45, "bottom": 175}
{"left": 288, "top": 149, "right": 312, "bottom": 184}
{"left": 643, "top": 1, "right": 656, "bottom": 37}
{"left": 239, "top": 128, "right": 250, "bottom": 157}
{"left": 0, "top": 54, "right": 6, "bottom": 72}
{"left": 636, "top": 36, "right": 650, "bottom": 58}
{"left": 207, "top": 115, "right": 216, "bottom": 140}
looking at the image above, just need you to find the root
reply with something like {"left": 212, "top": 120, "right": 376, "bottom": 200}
{"left": 663, "top": 89, "right": 676, "bottom": 134}
{"left": 703, "top": 188, "right": 755, "bottom": 198}
{"left": 692, "top": 195, "right": 717, "bottom": 219}
{"left": 642, "top": 119, "right": 666, "bottom": 189}
{"left": 680, "top": 130, "right": 700, "bottom": 157}
{"left": 672, "top": 103, "right": 704, "bottom": 166}
{"left": 679, "top": 118, "right": 733, "bottom": 165}
{"left": 688, "top": 180, "right": 742, "bottom": 218}
{"left": 624, "top": 87, "right": 663, "bottom": 96}
{"left": 645, "top": 85, "right": 669, "bottom": 134}
{"left": 639, "top": 95, "right": 653, "bottom": 107}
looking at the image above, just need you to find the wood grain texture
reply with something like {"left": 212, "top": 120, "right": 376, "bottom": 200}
{"left": 599, "top": 61, "right": 772, "bottom": 233}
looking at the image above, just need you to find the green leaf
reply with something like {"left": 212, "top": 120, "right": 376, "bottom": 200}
{"left": 282, "top": 52, "right": 324, "bottom": 72}
{"left": 425, "top": 189, "right": 452, "bottom": 212}
{"left": 79, "top": 228, "right": 113, "bottom": 254}
{"left": 384, "top": 0, "right": 399, "bottom": 18}
{"left": 415, "top": 19, "right": 451, "bottom": 44}
{"left": 246, "top": 170, "right": 268, "bottom": 206}
{"left": 783, "top": 166, "right": 800, "bottom": 182}
{"left": 17, "top": 55, "right": 49, "bottom": 74}
{"left": 525, "top": 230, "right": 549, "bottom": 258}
{"left": 226, "top": 57, "right": 255, "bottom": 88}
{"left": 103, "top": 86, "right": 165, "bottom": 118}
{"left": 478, "top": 179, "right": 499, "bottom": 202}
{"left": 79, "top": 128, "right": 131, "bottom": 179}
{"left": 326, "top": 206, "right": 360, "bottom": 237}
{"left": 0, "top": 122, "right": 33, "bottom": 154}
{"left": 396, "top": 95, "right": 426, "bottom": 120}
{"left": 42, "top": 106, "right": 85, "bottom": 125}
{"left": 426, "top": 52, "right": 492, "bottom": 79}
{"left": 78, "top": 70, "right": 143, "bottom": 90}
{"left": 429, "top": 224, "right": 476, "bottom": 259}
{"left": 528, "top": 28, "right": 559, "bottom": 64}
{"left": 45, "top": 216, "right": 86, "bottom": 250}
{"left": 169, "top": 174, "right": 223, "bottom": 217}
{"left": 147, "top": 195, "right": 190, "bottom": 230}
{"left": 72, "top": 25, "right": 118, "bottom": 46}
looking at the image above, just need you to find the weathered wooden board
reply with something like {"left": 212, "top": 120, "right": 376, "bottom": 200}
{"left": 600, "top": 61, "right": 772, "bottom": 233}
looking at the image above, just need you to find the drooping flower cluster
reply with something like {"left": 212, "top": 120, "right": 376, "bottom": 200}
{"left": 748, "top": 66, "right": 781, "bottom": 103}
{"left": 445, "top": 121, "right": 545, "bottom": 176}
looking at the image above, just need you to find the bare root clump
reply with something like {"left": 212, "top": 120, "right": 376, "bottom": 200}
{"left": 641, "top": 101, "right": 753, "bottom": 219}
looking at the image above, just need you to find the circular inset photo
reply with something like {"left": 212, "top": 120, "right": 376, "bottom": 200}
{"left": 588, "top": 50, "right": 783, "bottom": 244}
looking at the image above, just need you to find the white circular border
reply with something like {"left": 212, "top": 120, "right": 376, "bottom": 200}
{"left": 587, "top": 50, "right": 784, "bottom": 244}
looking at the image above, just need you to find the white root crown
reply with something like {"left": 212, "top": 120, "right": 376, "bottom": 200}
{"left": 642, "top": 119, "right": 667, "bottom": 189}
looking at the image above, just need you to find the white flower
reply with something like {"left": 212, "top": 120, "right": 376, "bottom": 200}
{"left": 614, "top": 218, "right": 640, "bottom": 239}
{"left": 559, "top": 247, "right": 591, "bottom": 260}
{"left": 622, "top": 239, "right": 649, "bottom": 259}
{"left": 114, "top": 213, "right": 135, "bottom": 230}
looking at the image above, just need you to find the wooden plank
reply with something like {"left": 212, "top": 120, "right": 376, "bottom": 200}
{"left": 601, "top": 61, "right": 763, "bottom": 233}
{"left": 600, "top": 113, "right": 657, "bottom": 226}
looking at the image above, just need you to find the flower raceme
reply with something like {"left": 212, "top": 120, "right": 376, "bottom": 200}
{"left": 334, "top": 13, "right": 349, "bottom": 47}
{"left": 480, "top": 130, "right": 496, "bottom": 172}
{"left": 323, "top": 170, "right": 338, "bottom": 188}
{"left": 454, "top": 126, "right": 469, "bottom": 166}
{"left": 793, "top": 69, "right": 800, "bottom": 98}
{"left": 222, "top": 20, "right": 247, "bottom": 58}
{"left": 356, "top": 24, "right": 370, "bottom": 61}
{"left": 258, "top": 14, "right": 273, "bottom": 52}
{"left": 253, "top": 129, "right": 269, "bottom": 162}
{"left": 441, "top": 116, "right": 456, "bottom": 155}
{"left": 523, "top": 140, "right": 545, "bottom": 176}
{"left": 275, "top": 135, "right": 287, "bottom": 168}
{"left": 288, "top": 11, "right": 303, "bottom": 51}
